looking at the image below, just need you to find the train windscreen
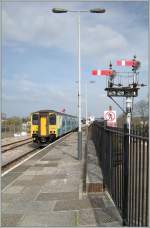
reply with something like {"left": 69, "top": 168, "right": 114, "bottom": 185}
{"left": 49, "top": 114, "right": 56, "bottom": 125}
{"left": 32, "top": 114, "right": 39, "bottom": 125}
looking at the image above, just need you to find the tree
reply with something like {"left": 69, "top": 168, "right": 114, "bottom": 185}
{"left": 117, "top": 113, "right": 126, "bottom": 127}
{"left": 117, "top": 97, "right": 149, "bottom": 128}
{"left": 133, "top": 98, "right": 148, "bottom": 120}
{"left": 2, "top": 116, "right": 22, "bottom": 127}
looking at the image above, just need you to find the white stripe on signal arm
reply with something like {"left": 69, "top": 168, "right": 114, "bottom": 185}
{"left": 122, "top": 60, "right": 125, "bottom": 66}
{"left": 97, "top": 70, "right": 101, "bottom": 75}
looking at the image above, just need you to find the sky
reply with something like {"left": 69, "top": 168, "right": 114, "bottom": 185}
{"left": 2, "top": 0, "right": 149, "bottom": 118}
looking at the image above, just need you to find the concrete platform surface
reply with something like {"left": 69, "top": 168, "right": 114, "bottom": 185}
{"left": 2, "top": 132, "right": 122, "bottom": 227}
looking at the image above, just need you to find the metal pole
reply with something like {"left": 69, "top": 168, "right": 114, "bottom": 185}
{"left": 127, "top": 112, "right": 131, "bottom": 143}
{"left": 123, "top": 123, "right": 129, "bottom": 226}
{"left": 85, "top": 80, "right": 88, "bottom": 125}
{"left": 78, "top": 14, "right": 82, "bottom": 160}
{"left": 126, "top": 97, "right": 132, "bottom": 144}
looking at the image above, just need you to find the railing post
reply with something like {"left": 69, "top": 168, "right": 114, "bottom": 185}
{"left": 123, "top": 123, "right": 129, "bottom": 226}
{"left": 102, "top": 122, "right": 107, "bottom": 187}
{"left": 109, "top": 129, "right": 113, "bottom": 196}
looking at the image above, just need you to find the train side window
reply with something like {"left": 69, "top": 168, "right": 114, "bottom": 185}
{"left": 49, "top": 114, "right": 56, "bottom": 125}
{"left": 32, "top": 114, "right": 39, "bottom": 125}
{"left": 62, "top": 119, "right": 65, "bottom": 126}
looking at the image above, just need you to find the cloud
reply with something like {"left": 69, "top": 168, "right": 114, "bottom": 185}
{"left": 81, "top": 24, "right": 128, "bottom": 57}
{"left": 3, "top": 4, "right": 147, "bottom": 51}
{"left": 2, "top": 7, "right": 77, "bottom": 52}
{"left": 2, "top": 2, "right": 148, "bottom": 117}
{"left": 2, "top": 74, "right": 75, "bottom": 104}
{"left": 3, "top": 4, "right": 148, "bottom": 69}
{"left": 99, "top": 93, "right": 106, "bottom": 98}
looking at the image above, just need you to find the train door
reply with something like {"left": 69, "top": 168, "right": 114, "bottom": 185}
{"left": 39, "top": 114, "right": 48, "bottom": 136}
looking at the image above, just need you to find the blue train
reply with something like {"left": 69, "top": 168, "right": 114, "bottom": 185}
{"left": 31, "top": 110, "right": 78, "bottom": 143}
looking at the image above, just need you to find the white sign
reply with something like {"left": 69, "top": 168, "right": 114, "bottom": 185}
{"left": 104, "top": 110, "right": 116, "bottom": 123}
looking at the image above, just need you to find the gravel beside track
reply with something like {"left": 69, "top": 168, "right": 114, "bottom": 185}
{"left": 2, "top": 138, "right": 33, "bottom": 153}
{"left": 2, "top": 146, "right": 41, "bottom": 174}
{"left": 1, "top": 135, "right": 31, "bottom": 146}
{"left": 2, "top": 142, "right": 40, "bottom": 168}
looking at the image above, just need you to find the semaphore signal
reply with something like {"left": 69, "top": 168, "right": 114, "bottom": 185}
{"left": 91, "top": 55, "right": 146, "bottom": 132}
{"left": 92, "top": 69, "right": 116, "bottom": 76}
{"left": 116, "top": 59, "right": 140, "bottom": 68}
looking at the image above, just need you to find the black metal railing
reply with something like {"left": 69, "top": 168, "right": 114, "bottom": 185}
{"left": 89, "top": 121, "right": 149, "bottom": 226}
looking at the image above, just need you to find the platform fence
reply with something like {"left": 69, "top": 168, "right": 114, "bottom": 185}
{"left": 89, "top": 121, "right": 149, "bottom": 226}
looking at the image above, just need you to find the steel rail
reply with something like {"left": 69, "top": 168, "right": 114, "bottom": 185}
{"left": 2, "top": 137, "right": 32, "bottom": 147}
{"left": 1, "top": 131, "right": 74, "bottom": 173}
{"left": 2, "top": 139, "right": 33, "bottom": 153}
{"left": 2, "top": 146, "right": 40, "bottom": 171}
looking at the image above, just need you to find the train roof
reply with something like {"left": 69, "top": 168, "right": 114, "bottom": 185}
{"left": 31, "top": 110, "right": 77, "bottom": 118}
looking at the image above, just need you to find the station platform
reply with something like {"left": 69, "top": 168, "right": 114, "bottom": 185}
{"left": 2, "top": 131, "right": 122, "bottom": 227}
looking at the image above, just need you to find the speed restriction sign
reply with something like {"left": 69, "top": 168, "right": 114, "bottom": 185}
{"left": 104, "top": 110, "right": 116, "bottom": 123}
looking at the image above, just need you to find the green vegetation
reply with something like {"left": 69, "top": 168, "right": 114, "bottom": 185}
{"left": 1, "top": 115, "right": 31, "bottom": 138}
{"left": 2, "top": 116, "right": 22, "bottom": 127}
{"left": 117, "top": 97, "right": 149, "bottom": 128}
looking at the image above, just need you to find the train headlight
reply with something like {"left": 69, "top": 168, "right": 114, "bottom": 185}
{"left": 33, "top": 131, "right": 38, "bottom": 134}
{"left": 50, "top": 131, "right": 55, "bottom": 134}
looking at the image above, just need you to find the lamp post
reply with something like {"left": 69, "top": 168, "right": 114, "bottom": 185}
{"left": 51, "top": 7, "right": 105, "bottom": 160}
{"left": 85, "top": 80, "right": 95, "bottom": 125}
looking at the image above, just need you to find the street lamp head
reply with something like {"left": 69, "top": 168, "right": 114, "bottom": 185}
{"left": 90, "top": 8, "right": 106, "bottom": 13}
{"left": 52, "top": 7, "right": 105, "bottom": 14}
{"left": 52, "top": 8, "right": 68, "bottom": 13}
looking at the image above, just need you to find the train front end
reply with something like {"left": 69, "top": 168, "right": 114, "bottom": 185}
{"left": 31, "top": 110, "right": 57, "bottom": 144}
{"left": 31, "top": 112, "right": 39, "bottom": 143}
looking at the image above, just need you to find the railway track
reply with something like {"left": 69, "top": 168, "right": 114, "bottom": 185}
{"left": 1, "top": 132, "right": 73, "bottom": 175}
{"left": 1, "top": 137, "right": 40, "bottom": 171}
{"left": 2, "top": 146, "right": 41, "bottom": 174}
{"left": 1, "top": 137, "right": 32, "bottom": 153}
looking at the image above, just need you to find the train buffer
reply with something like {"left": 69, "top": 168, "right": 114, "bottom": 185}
{"left": 2, "top": 131, "right": 122, "bottom": 227}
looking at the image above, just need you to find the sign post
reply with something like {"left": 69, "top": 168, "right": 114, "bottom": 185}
{"left": 104, "top": 109, "right": 116, "bottom": 127}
